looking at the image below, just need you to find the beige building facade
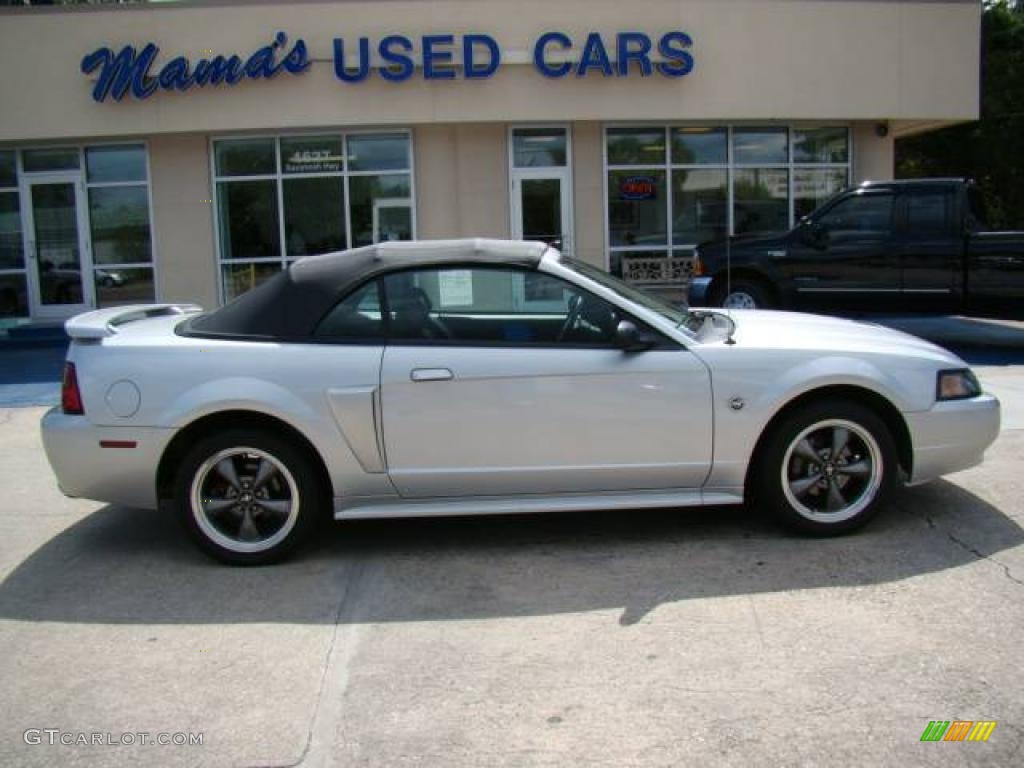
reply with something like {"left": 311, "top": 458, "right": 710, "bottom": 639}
{"left": 0, "top": 0, "right": 980, "bottom": 321}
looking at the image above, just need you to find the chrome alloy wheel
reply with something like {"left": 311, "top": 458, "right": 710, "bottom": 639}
{"left": 190, "top": 447, "right": 300, "bottom": 554}
{"left": 722, "top": 291, "right": 757, "bottom": 309}
{"left": 780, "top": 419, "right": 883, "bottom": 523}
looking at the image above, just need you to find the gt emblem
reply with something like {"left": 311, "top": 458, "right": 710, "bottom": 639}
{"left": 729, "top": 397, "right": 745, "bottom": 411}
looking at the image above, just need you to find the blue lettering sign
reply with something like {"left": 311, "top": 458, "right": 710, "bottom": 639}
{"left": 464, "top": 34, "right": 500, "bottom": 79}
{"left": 379, "top": 36, "right": 416, "bottom": 82}
{"left": 533, "top": 32, "right": 573, "bottom": 78}
{"left": 422, "top": 35, "right": 456, "bottom": 80}
{"left": 83, "top": 30, "right": 694, "bottom": 101}
{"left": 81, "top": 31, "right": 310, "bottom": 102}
{"left": 656, "top": 31, "right": 694, "bottom": 77}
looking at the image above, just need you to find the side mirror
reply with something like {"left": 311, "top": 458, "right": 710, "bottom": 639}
{"left": 802, "top": 222, "right": 828, "bottom": 249}
{"left": 615, "top": 320, "right": 656, "bottom": 352}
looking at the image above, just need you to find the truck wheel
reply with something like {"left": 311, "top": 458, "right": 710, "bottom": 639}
{"left": 173, "top": 428, "right": 324, "bottom": 565}
{"left": 754, "top": 399, "right": 898, "bottom": 536}
{"left": 714, "top": 278, "right": 771, "bottom": 310}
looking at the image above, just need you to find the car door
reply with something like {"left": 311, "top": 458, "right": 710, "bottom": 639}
{"left": 378, "top": 265, "right": 713, "bottom": 498}
{"left": 787, "top": 189, "right": 898, "bottom": 310}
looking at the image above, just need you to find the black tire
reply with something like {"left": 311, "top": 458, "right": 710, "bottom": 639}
{"left": 712, "top": 278, "right": 772, "bottom": 310}
{"left": 753, "top": 399, "right": 898, "bottom": 536}
{"left": 172, "top": 428, "right": 324, "bottom": 565}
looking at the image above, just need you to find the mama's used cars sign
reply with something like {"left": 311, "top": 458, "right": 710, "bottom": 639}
{"left": 81, "top": 30, "right": 694, "bottom": 103}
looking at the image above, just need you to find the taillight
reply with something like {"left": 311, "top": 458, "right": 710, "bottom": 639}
{"left": 61, "top": 362, "right": 84, "bottom": 415}
{"left": 692, "top": 251, "right": 704, "bottom": 277}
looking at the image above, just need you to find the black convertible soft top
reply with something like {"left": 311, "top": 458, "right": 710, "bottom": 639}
{"left": 183, "top": 239, "right": 551, "bottom": 339}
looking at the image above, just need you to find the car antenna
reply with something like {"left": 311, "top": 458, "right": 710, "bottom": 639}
{"left": 723, "top": 228, "right": 736, "bottom": 345}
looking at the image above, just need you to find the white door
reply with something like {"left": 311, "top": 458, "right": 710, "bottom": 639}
{"left": 511, "top": 170, "right": 573, "bottom": 256}
{"left": 376, "top": 265, "right": 713, "bottom": 499}
{"left": 23, "top": 173, "right": 93, "bottom": 319}
{"left": 381, "top": 345, "right": 713, "bottom": 498}
{"left": 509, "top": 126, "right": 573, "bottom": 256}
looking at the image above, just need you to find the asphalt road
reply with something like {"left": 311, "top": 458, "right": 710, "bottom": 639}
{"left": 0, "top": 344, "right": 1022, "bottom": 766}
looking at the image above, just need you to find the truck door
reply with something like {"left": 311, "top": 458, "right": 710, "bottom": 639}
{"left": 787, "top": 189, "right": 898, "bottom": 309}
{"left": 897, "top": 188, "right": 960, "bottom": 309}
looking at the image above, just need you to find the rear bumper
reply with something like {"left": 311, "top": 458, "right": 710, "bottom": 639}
{"left": 40, "top": 408, "right": 175, "bottom": 509}
{"left": 905, "top": 394, "right": 1001, "bottom": 485}
{"left": 687, "top": 277, "right": 714, "bottom": 306}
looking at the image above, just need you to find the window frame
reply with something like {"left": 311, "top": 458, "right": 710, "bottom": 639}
{"left": 312, "top": 265, "right": 679, "bottom": 350}
{"left": 3, "top": 141, "right": 159, "bottom": 318}
{"left": 211, "top": 129, "right": 416, "bottom": 304}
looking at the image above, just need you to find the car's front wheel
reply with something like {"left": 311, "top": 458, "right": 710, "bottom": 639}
{"left": 173, "top": 429, "right": 323, "bottom": 565}
{"left": 755, "top": 400, "right": 898, "bottom": 535}
{"left": 713, "top": 278, "right": 771, "bottom": 310}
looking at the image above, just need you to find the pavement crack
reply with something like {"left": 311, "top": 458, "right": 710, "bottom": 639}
{"left": 946, "top": 531, "right": 1024, "bottom": 587}
{"left": 254, "top": 556, "right": 368, "bottom": 768}
{"left": 921, "top": 513, "right": 1023, "bottom": 588}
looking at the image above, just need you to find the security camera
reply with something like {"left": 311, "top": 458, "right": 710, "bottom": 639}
{"left": 875, "top": 122, "right": 889, "bottom": 138}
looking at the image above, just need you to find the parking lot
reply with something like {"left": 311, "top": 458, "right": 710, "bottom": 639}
{"left": 1, "top": 319, "right": 1023, "bottom": 767}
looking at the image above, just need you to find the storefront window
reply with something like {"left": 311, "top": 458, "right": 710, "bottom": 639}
{"left": 216, "top": 180, "right": 280, "bottom": 260}
{"left": 0, "top": 150, "right": 26, "bottom": 319}
{"left": 22, "top": 148, "right": 80, "bottom": 173}
{"left": 734, "top": 168, "right": 789, "bottom": 234}
{"left": 283, "top": 177, "right": 345, "bottom": 256}
{"left": 513, "top": 128, "right": 567, "bottom": 168}
{"left": 84, "top": 144, "right": 155, "bottom": 307}
{"left": 794, "top": 167, "right": 848, "bottom": 220}
{"left": 213, "top": 132, "right": 414, "bottom": 301}
{"left": 671, "top": 127, "right": 727, "bottom": 165}
{"left": 85, "top": 145, "right": 147, "bottom": 183}
{"left": 348, "top": 134, "right": 410, "bottom": 171}
{"left": 214, "top": 138, "right": 276, "bottom": 177}
{"left": 607, "top": 127, "right": 665, "bottom": 166}
{"left": 672, "top": 168, "right": 728, "bottom": 245}
{"left": 605, "top": 124, "right": 850, "bottom": 295}
{"left": 794, "top": 127, "right": 850, "bottom": 164}
{"left": 608, "top": 170, "right": 667, "bottom": 247}
{"left": 733, "top": 127, "right": 788, "bottom": 165}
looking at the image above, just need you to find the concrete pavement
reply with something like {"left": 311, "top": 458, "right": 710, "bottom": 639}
{"left": 0, "top": 362, "right": 1022, "bottom": 766}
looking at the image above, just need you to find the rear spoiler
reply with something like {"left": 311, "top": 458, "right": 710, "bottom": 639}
{"left": 65, "top": 304, "right": 203, "bottom": 340}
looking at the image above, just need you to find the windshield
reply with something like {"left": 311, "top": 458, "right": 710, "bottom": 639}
{"left": 559, "top": 256, "right": 697, "bottom": 334}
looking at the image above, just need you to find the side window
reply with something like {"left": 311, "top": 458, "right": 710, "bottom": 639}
{"left": 905, "top": 192, "right": 953, "bottom": 237}
{"left": 816, "top": 193, "right": 894, "bottom": 239}
{"left": 314, "top": 279, "right": 384, "bottom": 339}
{"left": 382, "top": 267, "right": 627, "bottom": 346}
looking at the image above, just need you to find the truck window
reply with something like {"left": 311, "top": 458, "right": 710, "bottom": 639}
{"left": 816, "top": 193, "right": 893, "bottom": 238}
{"left": 905, "top": 191, "right": 954, "bottom": 237}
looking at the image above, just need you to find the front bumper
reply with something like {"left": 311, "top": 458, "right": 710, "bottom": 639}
{"left": 40, "top": 408, "right": 176, "bottom": 509}
{"left": 904, "top": 394, "right": 1001, "bottom": 485}
{"left": 687, "top": 276, "right": 713, "bottom": 306}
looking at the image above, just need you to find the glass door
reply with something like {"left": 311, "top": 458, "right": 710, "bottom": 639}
{"left": 509, "top": 126, "right": 573, "bottom": 256}
{"left": 24, "top": 174, "right": 92, "bottom": 318}
{"left": 512, "top": 174, "right": 572, "bottom": 254}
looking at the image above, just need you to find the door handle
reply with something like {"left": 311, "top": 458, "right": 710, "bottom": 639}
{"left": 410, "top": 368, "right": 454, "bottom": 382}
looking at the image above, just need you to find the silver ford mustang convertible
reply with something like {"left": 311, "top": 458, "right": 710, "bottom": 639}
{"left": 42, "top": 239, "right": 1000, "bottom": 564}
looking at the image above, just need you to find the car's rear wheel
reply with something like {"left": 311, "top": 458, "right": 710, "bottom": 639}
{"left": 173, "top": 429, "right": 322, "bottom": 565}
{"left": 755, "top": 400, "right": 897, "bottom": 535}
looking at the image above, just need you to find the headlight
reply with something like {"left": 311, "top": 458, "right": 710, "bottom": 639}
{"left": 936, "top": 369, "right": 982, "bottom": 401}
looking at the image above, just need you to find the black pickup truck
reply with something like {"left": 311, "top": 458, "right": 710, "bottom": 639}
{"left": 687, "top": 179, "right": 1024, "bottom": 314}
